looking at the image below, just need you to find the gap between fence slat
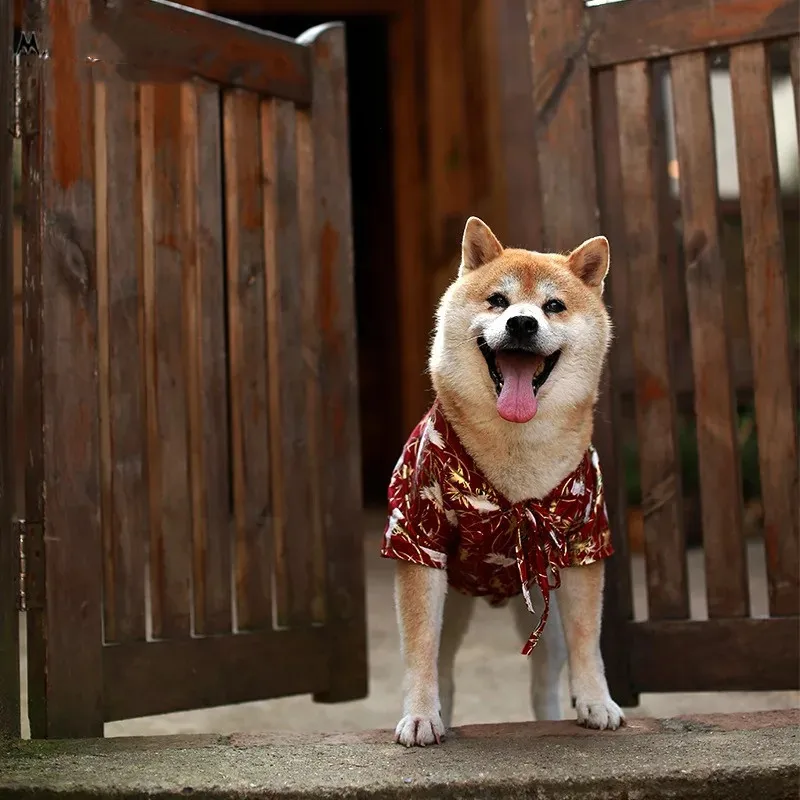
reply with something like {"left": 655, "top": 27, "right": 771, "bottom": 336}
{"left": 615, "top": 59, "right": 689, "bottom": 621}
{"left": 729, "top": 42, "right": 799, "bottom": 618}
{"left": 224, "top": 88, "right": 273, "bottom": 632}
{"left": 670, "top": 51, "right": 750, "bottom": 619}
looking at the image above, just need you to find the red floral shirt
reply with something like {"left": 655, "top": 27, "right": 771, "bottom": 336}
{"left": 381, "top": 402, "right": 614, "bottom": 655}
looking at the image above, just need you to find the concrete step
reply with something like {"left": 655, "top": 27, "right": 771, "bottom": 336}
{"left": 1, "top": 710, "right": 798, "bottom": 799}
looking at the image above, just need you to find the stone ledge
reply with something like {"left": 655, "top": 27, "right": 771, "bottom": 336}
{"left": 1, "top": 710, "right": 798, "bottom": 800}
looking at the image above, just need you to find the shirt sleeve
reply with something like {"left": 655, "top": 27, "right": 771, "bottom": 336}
{"left": 566, "top": 450, "right": 615, "bottom": 567}
{"left": 380, "top": 441, "right": 452, "bottom": 571}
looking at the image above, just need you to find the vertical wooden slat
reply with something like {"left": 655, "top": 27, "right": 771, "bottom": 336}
{"left": 670, "top": 51, "right": 749, "bottom": 619}
{"left": 616, "top": 60, "right": 689, "bottom": 621}
{"left": 0, "top": 0, "right": 19, "bottom": 739}
{"left": 389, "top": 4, "right": 430, "bottom": 432}
{"left": 33, "top": 0, "right": 104, "bottom": 736}
{"left": 298, "top": 23, "right": 367, "bottom": 703}
{"left": 730, "top": 43, "right": 799, "bottom": 618}
{"left": 790, "top": 38, "right": 800, "bottom": 155}
{"left": 224, "top": 89, "right": 272, "bottom": 632}
{"left": 142, "top": 83, "right": 192, "bottom": 641}
{"left": 593, "top": 68, "right": 637, "bottom": 708}
{"left": 528, "top": 0, "right": 598, "bottom": 249}
{"left": 492, "top": 0, "right": 542, "bottom": 250}
{"left": 96, "top": 75, "right": 148, "bottom": 644}
{"left": 264, "top": 98, "right": 314, "bottom": 629}
{"left": 189, "top": 81, "right": 231, "bottom": 636}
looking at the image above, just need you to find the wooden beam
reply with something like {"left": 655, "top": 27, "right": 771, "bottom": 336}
{"left": 92, "top": 0, "right": 313, "bottom": 102}
{"left": 588, "top": 0, "right": 798, "bottom": 68}
{"left": 629, "top": 618, "right": 799, "bottom": 692}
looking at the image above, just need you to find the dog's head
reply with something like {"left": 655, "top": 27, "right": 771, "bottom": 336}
{"left": 430, "top": 217, "right": 612, "bottom": 425}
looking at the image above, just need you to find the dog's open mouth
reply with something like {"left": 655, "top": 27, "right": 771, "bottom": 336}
{"left": 477, "top": 337, "right": 560, "bottom": 423}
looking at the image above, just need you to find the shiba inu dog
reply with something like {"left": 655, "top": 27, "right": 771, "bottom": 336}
{"left": 381, "top": 217, "right": 624, "bottom": 747}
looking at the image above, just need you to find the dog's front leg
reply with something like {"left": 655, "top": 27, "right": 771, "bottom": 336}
{"left": 394, "top": 561, "right": 447, "bottom": 747}
{"left": 558, "top": 561, "right": 625, "bottom": 730}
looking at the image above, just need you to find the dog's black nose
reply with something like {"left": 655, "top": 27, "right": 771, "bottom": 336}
{"left": 506, "top": 315, "right": 538, "bottom": 338}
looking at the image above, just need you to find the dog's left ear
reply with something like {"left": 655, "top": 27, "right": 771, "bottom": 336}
{"left": 460, "top": 216, "right": 504, "bottom": 277}
{"left": 567, "top": 236, "right": 610, "bottom": 293}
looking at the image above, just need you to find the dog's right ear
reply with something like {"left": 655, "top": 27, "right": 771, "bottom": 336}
{"left": 459, "top": 216, "right": 503, "bottom": 277}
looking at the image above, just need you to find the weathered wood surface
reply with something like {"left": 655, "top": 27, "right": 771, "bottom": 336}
{"left": 92, "top": 0, "right": 312, "bottom": 102}
{"left": 32, "top": 0, "right": 104, "bottom": 737}
{"left": 95, "top": 76, "right": 148, "bottom": 645}
{"left": 224, "top": 89, "right": 272, "bottom": 632}
{"left": 187, "top": 80, "right": 231, "bottom": 637}
{"left": 616, "top": 60, "right": 689, "bottom": 621}
{"left": 729, "top": 43, "right": 799, "bottom": 619}
{"left": 588, "top": 0, "right": 799, "bottom": 67}
{"left": 630, "top": 617, "right": 799, "bottom": 692}
{"left": 0, "top": 0, "right": 19, "bottom": 740}
{"left": 670, "top": 51, "right": 749, "bottom": 619}
{"left": 298, "top": 24, "right": 367, "bottom": 703}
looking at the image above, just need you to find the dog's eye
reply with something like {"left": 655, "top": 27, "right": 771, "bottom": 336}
{"left": 487, "top": 293, "right": 509, "bottom": 310}
{"left": 543, "top": 298, "right": 566, "bottom": 314}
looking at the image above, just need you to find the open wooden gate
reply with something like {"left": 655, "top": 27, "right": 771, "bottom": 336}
{"left": 3, "top": 0, "right": 366, "bottom": 739}
{"left": 517, "top": 0, "right": 799, "bottom": 704}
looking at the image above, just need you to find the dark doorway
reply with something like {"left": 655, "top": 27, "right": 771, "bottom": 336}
{"left": 221, "top": 12, "right": 402, "bottom": 507}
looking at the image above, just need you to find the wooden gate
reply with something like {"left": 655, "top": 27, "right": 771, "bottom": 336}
{"left": 2, "top": 0, "right": 366, "bottom": 739}
{"left": 520, "top": 0, "right": 799, "bottom": 704}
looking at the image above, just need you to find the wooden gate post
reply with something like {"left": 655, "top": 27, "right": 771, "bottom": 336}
{"left": 24, "top": 0, "right": 104, "bottom": 738}
{"left": 0, "top": 0, "right": 20, "bottom": 741}
{"left": 526, "top": 0, "right": 636, "bottom": 705}
{"left": 298, "top": 23, "right": 367, "bottom": 704}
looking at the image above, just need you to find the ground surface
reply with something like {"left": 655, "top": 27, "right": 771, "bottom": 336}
{"left": 16, "top": 511, "right": 799, "bottom": 737}
{"left": 2, "top": 712, "right": 798, "bottom": 799}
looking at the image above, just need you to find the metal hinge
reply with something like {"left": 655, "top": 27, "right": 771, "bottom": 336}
{"left": 14, "top": 518, "right": 44, "bottom": 612}
{"left": 9, "top": 52, "right": 21, "bottom": 139}
{"left": 10, "top": 31, "right": 45, "bottom": 139}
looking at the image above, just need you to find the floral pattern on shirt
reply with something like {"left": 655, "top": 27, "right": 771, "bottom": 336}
{"left": 381, "top": 402, "right": 614, "bottom": 655}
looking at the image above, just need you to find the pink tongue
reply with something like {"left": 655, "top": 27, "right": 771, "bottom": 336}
{"left": 495, "top": 353, "right": 540, "bottom": 423}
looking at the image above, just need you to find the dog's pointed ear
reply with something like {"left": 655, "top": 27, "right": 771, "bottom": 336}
{"left": 460, "top": 217, "right": 504, "bottom": 277}
{"left": 567, "top": 236, "right": 610, "bottom": 292}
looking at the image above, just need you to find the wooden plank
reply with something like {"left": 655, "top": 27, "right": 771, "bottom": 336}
{"left": 615, "top": 60, "right": 689, "bottom": 621}
{"left": 790, "top": 37, "right": 800, "bottom": 150}
{"left": 729, "top": 43, "right": 799, "bottom": 618}
{"left": 103, "top": 627, "right": 328, "bottom": 721}
{"left": 389, "top": 4, "right": 431, "bottom": 433}
{"left": 20, "top": 0, "right": 47, "bottom": 738}
{"left": 0, "top": 0, "right": 19, "bottom": 739}
{"left": 264, "top": 98, "right": 315, "bottom": 629}
{"left": 91, "top": 0, "right": 312, "bottom": 103}
{"left": 224, "top": 89, "right": 272, "bottom": 632}
{"left": 492, "top": 0, "right": 542, "bottom": 250}
{"left": 34, "top": 0, "right": 104, "bottom": 737}
{"left": 140, "top": 83, "right": 192, "bottom": 641}
{"left": 670, "top": 52, "right": 749, "bottom": 619}
{"left": 629, "top": 618, "right": 799, "bottom": 692}
{"left": 190, "top": 81, "right": 232, "bottom": 636}
{"left": 95, "top": 76, "right": 148, "bottom": 644}
{"left": 297, "top": 23, "right": 367, "bottom": 703}
{"left": 588, "top": 0, "right": 799, "bottom": 68}
{"left": 592, "top": 68, "right": 637, "bottom": 709}
{"left": 529, "top": 0, "right": 598, "bottom": 249}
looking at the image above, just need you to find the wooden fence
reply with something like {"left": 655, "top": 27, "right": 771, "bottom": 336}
{"left": 0, "top": 0, "right": 366, "bottom": 739}
{"left": 518, "top": 0, "right": 799, "bottom": 703}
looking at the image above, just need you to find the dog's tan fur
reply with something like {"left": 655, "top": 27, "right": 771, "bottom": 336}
{"left": 393, "top": 217, "right": 624, "bottom": 747}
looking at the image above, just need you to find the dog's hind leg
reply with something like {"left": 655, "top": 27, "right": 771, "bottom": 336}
{"left": 512, "top": 591, "right": 567, "bottom": 721}
{"left": 394, "top": 561, "right": 448, "bottom": 746}
{"left": 438, "top": 589, "right": 475, "bottom": 730}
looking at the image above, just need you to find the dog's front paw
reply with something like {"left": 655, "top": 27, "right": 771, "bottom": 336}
{"left": 394, "top": 713, "right": 445, "bottom": 747}
{"left": 575, "top": 695, "right": 625, "bottom": 731}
